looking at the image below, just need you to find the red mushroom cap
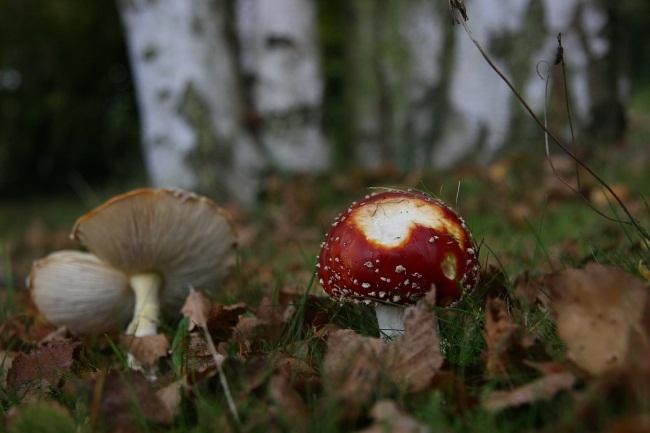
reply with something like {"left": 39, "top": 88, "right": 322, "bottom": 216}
{"left": 317, "top": 190, "right": 479, "bottom": 306}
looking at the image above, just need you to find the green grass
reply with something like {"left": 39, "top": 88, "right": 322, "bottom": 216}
{"left": 0, "top": 149, "right": 649, "bottom": 432}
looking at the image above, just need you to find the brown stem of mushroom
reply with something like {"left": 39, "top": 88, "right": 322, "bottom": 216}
{"left": 375, "top": 303, "right": 405, "bottom": 339}
{"left": 126, "top": 273, "right": 162, "bottom": 337}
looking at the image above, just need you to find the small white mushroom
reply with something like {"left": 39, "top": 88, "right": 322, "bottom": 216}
{"left": 30, "top": 188, "right": 236, "bottom": 338}
{"left": 30, "top": 251, "right": 132, "bottom": 334}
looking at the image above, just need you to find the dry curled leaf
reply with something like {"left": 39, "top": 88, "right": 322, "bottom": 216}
{"left": 548, "top": 263, "right": 648, "bottom": 376}
{"left": 388, "top": 290, "right": 444, "bottom": 393}
{"left": 323, "top": 329, "right": 385, "bottom": 417}
{"left": 7, "top": 339, "right": 79, "bottom": 393}
{"left": 181, "top": 288, "right": 211, "bottom": 329}
{"left": 323, "top": 291, "right": 444, "bottom": 417}
{"left": 357, "top": 400, "right": 431, "bottom": 433}
{"left": 207, "top": 302, "right": 247, "bottom": 341}
{"left": 484, "top": 298, "right": 519, "bottom": 377}
{"left": 483, "top": 371, "right": 576, "bottom": 412}
{"left": 121, "top": 334, "right": 169, "bottom": 367}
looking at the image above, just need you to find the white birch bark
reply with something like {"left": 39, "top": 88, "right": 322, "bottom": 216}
{"left": 347, "top": 0, "right": 623, "bottom": 169}
{"left": 437, "top": 0, "right": 617, "bottom": 166}
{"left": 118, "top": 0, "right": 261, "bottom": 205}
{"left": 236, "top": 0, "right": 327, "bottom": 171}
{"left": 120, "top": 0, "right": 622, "bottom": 196}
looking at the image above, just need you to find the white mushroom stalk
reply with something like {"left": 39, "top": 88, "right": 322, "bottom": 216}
{"left": 126, "top": 273, "right": 163, "bottom": 336}
{"left": 375, "top": 303, "right": 406, "bottom": 339}
{"left": 31, "top": 189, "right": 236, "bottom": 340}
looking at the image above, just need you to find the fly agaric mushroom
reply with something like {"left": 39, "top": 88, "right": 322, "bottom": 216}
{"left": 317, "top": 190, "right": 479, "bottom": 337}
{"left": 30, "top": 188, "right": 236, "bottom": 337}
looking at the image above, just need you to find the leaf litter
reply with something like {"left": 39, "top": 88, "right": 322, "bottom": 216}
{"left": 2, "top": 166, "right": 650, "bottom": 432}
{"left": 546, "top": 263, "right": 648, "bottom": 376}
{"left": 323, "top": 291, "right": 444, "bottom": 419}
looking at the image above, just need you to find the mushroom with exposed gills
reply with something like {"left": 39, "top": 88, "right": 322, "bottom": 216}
{"left": 317, "top": 190, "right": 480, "bottom": 338}
{"left": 30, "top": 188, "right": 237, "bottom": 337}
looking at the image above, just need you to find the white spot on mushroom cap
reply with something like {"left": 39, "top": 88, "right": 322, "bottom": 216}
{"left": 395, "top": 265, "right": 406, "bottom": 273}
{"left": 350, "top": 196, "right": 465, "bottom": 248}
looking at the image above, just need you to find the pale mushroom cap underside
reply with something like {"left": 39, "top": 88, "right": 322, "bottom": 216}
{"left": 30, "top": 250, "right": 133, "bottom": 334}
{"left": 71, "top": 188, "right": 237, "bottom": 311}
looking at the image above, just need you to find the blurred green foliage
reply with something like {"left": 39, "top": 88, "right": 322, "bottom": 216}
{"left": 0, "top": 0, "right": 142, "bottom": 196}
{"left": 619, "top": 1, "right": 650, "bottom": 87}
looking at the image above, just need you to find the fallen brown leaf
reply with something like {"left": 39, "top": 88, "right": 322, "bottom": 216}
{"left": 186, "top": 331, "right": 216, "bottom": 378}
{"left": 548, "top": 263, "right": 648, "bottom": 375}
{"left": 99, "top": 371, "right": 173, "bottom": 432}
{"left": 357, "top": 400, "right": 430, "bottom": 433}
{"left": 231, "top": 296, "right": 296, "bottom": 356}
{"left": 269, "top": 373, "right": 309, "bottom": 433}
{"left": 181, "top": 288, "right": 211, "bottom": 329}
{"left": 0, "top": 315, "right": 59, "bottom": 348}
{"left": 323, "top": 329, "right": 385, "bottom": 418}
{"left": 156, "top": 379, "right": 185, "bottom": 419}
{"left": 121, "top": 334, "right": 169, "bottom": 367}
{"left": 483, "top": 371, "right": 576, "bottom": 412}
{"left": 207, "top": 302, "right": 247, "bottom": 341}
{"left": 484, "top": 298, "right": 519, "bottom": 378}
{"left": 388, "top": 290, "right": 444, "bottom": 393}
{"left": 323, "top": 291, "right": 445, "bottom": 417}
{"left": 7, "top": 339, "right": 80, "bottom": 393}
{"left": 180, "top": 290, "right": 241, "bottom": 425}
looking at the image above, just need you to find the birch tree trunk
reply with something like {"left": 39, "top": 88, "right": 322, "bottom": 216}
{"left": 118, "top": 0, "right": 261, "bottom": 204}
{"left": 236, "top": 0, "right": 327, "bottom": 171}
{"left": 118, "top": 0, "right": 326, "bottom": 205}
{"left": 345, "top": 0, "right": 625, "bottom": 169}
{"left": 120, "top": 0, "right": 624, "bottom": 203}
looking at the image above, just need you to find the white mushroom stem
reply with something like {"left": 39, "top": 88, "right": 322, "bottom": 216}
{"left": 375, "top": 303, "right": 406, "bottom": 339}
{"left": 126, "top": 273, "right": 162, "bottom": 337}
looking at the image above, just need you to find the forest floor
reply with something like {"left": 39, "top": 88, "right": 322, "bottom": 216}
{"left": 1, "top": 136, "right": 650, "bottom": 432}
